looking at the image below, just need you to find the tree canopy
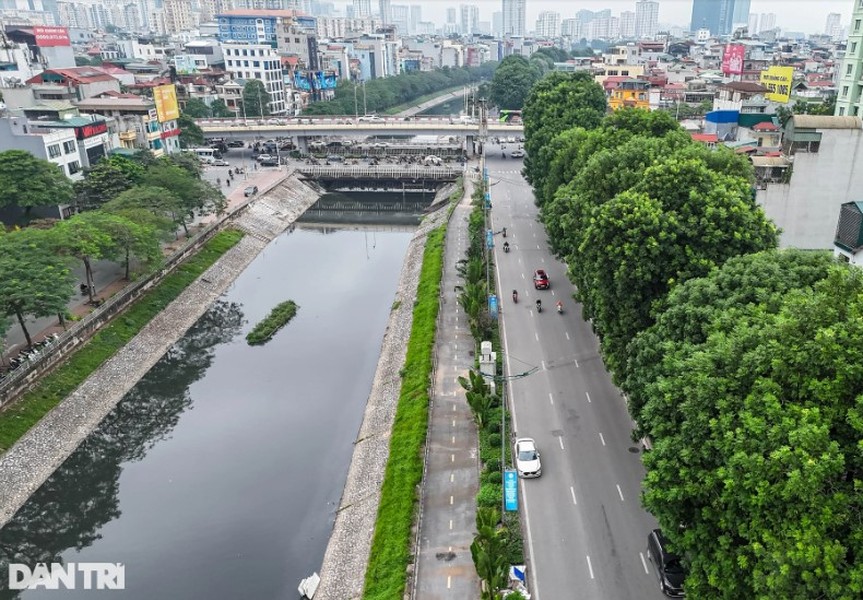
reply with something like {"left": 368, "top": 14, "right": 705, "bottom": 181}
{"left": 0, "top": 150, "right": 74, "bottom": 211}
{"left": 639, "top": 264, "right": 863, "bottom": 600}
{"left": 241, "top": 80, "right": 272, "bottom": 117}
{"left": 73, "top": 155, "right": 144, "bottom": 210}
{"left": 178, "top": 113, "right": 204, "bottom": 148}
{"left": 489, "top": 55, "right": 541, "bottom": 111}
{"left": 521, "top": 72, "right": 607, "bottom": 188}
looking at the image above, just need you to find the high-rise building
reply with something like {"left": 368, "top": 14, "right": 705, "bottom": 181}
{"left": 378, "top": 0, "right": 391, "bottom": 23}
{"left": 835, "top": 0, "right": 863, "bottom": 116}
{"left": 163, "top": 0, "right": 194, "bottom": 33}
{"left": 460, "top": 4, "right": 479, "bottom": 35}
{"left": 409, "top": 5, "right": 420, "bottom": 34}
{"left": 620, "top": 11, "right": 635, "bottom": 39}
{"left": 690, "top": 0, "right": 734, "bottom": 35}
{"left": 825, "top": 13, "right": 842, "bottom": 39}
{"left": 446, "top": 7, "right": 456, "bottom": 24}
{"left": 353, "top": 0, "right": 371, "bottom": 18}
{"left": 759, "top": 12, "right": 776, "bottom": 32}
{"left": 391, "top": 4, "right": 409, "bottom": 34}
{"left": 748, "top": 12, "right": 758, "bottom": 34}
{"left": 502, "top": 0, "right": 524, "bottom": 37}
{"left": 535, "top": 10, "right": 559, "bottom": 38}
{"left": 731, "top": 0, "right": 750, "bottom": 28}
{"left": 635, "top": 0, "right": 658, "bottom": 38}
{"left": 492, "top": 10, "right": 502, "bottom": 36}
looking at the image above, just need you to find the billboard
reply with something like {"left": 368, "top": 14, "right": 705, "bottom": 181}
{"left": 293, "top": 71, "right": 338, "bottom": 91}
{"left": 33, "top": 26, "right": 70, "bottom": 47}
{"left": 760, "top": 66, "right": 794, "bottom": 103}
{"left": 153, "top": 84, "right": 180, "bottom": 122}
{"left": 293, "top": 72, "right": 312, "bottom": 91}
{"left": 721, "top": 44, "right": 745, "bottom": 75}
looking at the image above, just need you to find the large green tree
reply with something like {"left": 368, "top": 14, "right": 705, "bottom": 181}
{"left": 73, "top": 155, "right": 144, "bottom": 210}
{"left": 182, "top": 98, "right": 211, "bottom": 118}
{"left": 0, "top": 150, "right": 74, "bottom": 213}
{"left": 210, "top": 99, "right": 233, "bottom": 118}
{"left": 489, "top": 55, "right": 540, "bottom": 111}
{"left": 576, "top": 155, "right": 777, "bottom": 379}
{"left": 640, "top": 265, "right": 863, "bottom": 599}
{"left": 624, "top": 249, "right": 838, "bottom": 438}
{"left": 93, "top": 212, "right": 165, "bottom": 280}
{"left": 0, "top": 229, "right": 74, "bottom": 346}
{"left": 241, "top": 80, "right": 272, "bottom": 117}
{"left": 521, "top": 71, "right": 607, "bottom": 189}
{"left": 140, "top": 159, "right": 226, "bottom": 233}
{"left": 50, "top": 212, "right": 118, "bottom": 302}
{"left": 105, "top": 185, "right": 186, "bottom": 237}
{"left": 178, "top": 113, "right": 205, "bottom": 148}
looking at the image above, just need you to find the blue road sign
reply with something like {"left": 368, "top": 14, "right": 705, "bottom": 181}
{"left": 484, "top": 192, "right": 491, "bottom": 209}
{"left": 504, "top": 469, "right": 518, "bottom": 511}
{"left": 483, "top": 167, "right": 488, "bottom": 178}
{"left": 486, "top": 229, "right": 494, "bottom": 249}
{"left": 489, "top": 294, "right": 498, "bottom": 318}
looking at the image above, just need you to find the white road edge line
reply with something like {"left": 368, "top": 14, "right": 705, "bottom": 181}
{"left": 570, "top": 486, "right": 577, "bottom": 505}
{"left": 616, "top": 484, "right": 625, "bottom": 502}
{"left": 548, "top": 392, "right": 553, "bottom": 405}
{"left": 575, "top": 359, "right": 579, "bottom": 368}
{"left": 586, "top": 555, "right": 595, "bottom": 579}
{"left": 559, "top": 437, "right": 565, "bottom": 450}
{"left": 585, "top": 392, "right": 591, "bottom": 403}
{"left": 640, "top": 552, "right": 649, "bottom": 574}
{"left": 599, "top": 432, "right": 606, "bottom": 446}
{"left": 565, "top": 332, "right": 570, "bottom": 340}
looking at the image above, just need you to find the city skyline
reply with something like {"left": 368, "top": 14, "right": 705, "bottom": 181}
{"left": 410, "top": 0, "right": 855, "bottom": 34}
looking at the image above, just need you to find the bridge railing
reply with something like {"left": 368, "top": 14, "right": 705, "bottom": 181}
{"left": 296, "top": 165, "right": 462, "bottom": 179}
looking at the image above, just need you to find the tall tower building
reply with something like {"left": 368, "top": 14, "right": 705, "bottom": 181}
{"left": 836, "top": 1, "right": 863, "bottom": 117}
{"left": 163, "top": 0, "right": 194, "bottom": 34}
{"left": 747, "top": 12, "right": 758, "bottom": 34}
{"left": 446, "top": 7, "right": 456, "bottom": 25}
{"left": 502, "top": 0, "right": 524, "bottom": 37}
{"left": 460, "top": 4, "right": 479, "bottom": 35}
{"left": 378, "top": 0, "right": 391, "bottom": 23}
{"left": 635, "top": 0, "right": 658, "bottom": 38}
{"left": 409, "top": 5, "right": 420, "bottom": 34}
{"left": 535, "top": 10, "right": 559, "bottom": 38}
{"left": 353, "top": 0, "right": 371, "bottom": 18}
{"left": 492, "top": 10, "right": 502, "bottom": 36}
{"left": 690, "top": 0, "right": 734, "bottom": 36}
{"left": 825, "top": 13, "right": 842, "bottom": 39}
{"left": 759, "top": 12, "right": 776, "bottom": 32}
{"left": 620, "top": 11, "right": 635, "bottom": 39}
{"left": 731, "top": 0, "right": 750, "bottom": 28}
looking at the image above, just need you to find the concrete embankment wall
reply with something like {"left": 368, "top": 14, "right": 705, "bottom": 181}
{"left": 0, "top": 175, "right": 321, "bottom": 529}
{"left": 314, "top": 183, "right": 453, "bottom": 600}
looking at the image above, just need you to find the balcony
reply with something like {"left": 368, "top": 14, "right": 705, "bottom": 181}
{"left": 119, "top": 130, "right": 137, "bottom": 141}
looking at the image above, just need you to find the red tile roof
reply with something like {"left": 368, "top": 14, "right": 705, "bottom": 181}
{"left": 752, "top": 122, "right": 779, "bottom": 131}
{"left": 691, "top": 133, "right": 718, "bottom": 143}
{"left": 26, "top": 67, "right": 117, "bottom": 85}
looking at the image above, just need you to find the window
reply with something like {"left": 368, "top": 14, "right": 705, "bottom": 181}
{"left": 853, "top": 42, "right": 858, "bottom": 53}
{"left": 843, "top": 85, "right": 850, "bottom": 96}
{"left": 47, "top": 144, "right": 61, "bottom": 158}
{"left": 67, "top": 161, "right": 81, "bottom": 175}
{"left": 253, "top": 60, "right": 260, "bottom": 67}
{"left": 848, "top": 64, "right": 854, "bottom": 75}
{"left": 63, "top": 140, "right": 76, "bottom": 154}
{"left": 856, "top": 19, "right": 862, "bottom": 32}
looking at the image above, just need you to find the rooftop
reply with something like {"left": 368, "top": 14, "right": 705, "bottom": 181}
{"left": 218, "top": 9, "right": 303, "bottom": 18}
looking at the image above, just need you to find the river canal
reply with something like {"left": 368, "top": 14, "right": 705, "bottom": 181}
{"left": 0, "top": 205, "right": 419, "bottom": 599}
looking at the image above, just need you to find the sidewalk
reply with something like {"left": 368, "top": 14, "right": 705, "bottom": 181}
{"left": 413, "top": 176, "right": 481, "bottom": 598}
{"left": 1, "top": 166, "right": 288, "bottom": 363}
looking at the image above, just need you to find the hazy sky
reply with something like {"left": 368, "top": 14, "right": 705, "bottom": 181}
{"left": 402, "top": 1, "right": 855, "bottom": 34}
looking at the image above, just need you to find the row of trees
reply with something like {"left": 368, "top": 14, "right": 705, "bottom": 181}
{"left": 488, "top": 48, "right": 570, "bottom": 111}
{"left": 0, "top": 150, "right": 226, "bottom": 347}
{"left": 302, "top": 63, "right": 496, "bottom": 115}
{"left": 523, "top": 71, "right": 863, "bottom": 597}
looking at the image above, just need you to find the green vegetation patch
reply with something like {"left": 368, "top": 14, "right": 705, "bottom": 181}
{"left": 0, "top": 229, "right": 244, "bottom": 453}
{"left": 362, "top": 226, "right": 445, "bottom": 600}
{"left": 246, "top": 300, "right": 298, "bottom": 346}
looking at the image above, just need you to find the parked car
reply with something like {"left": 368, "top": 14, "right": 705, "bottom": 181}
{"left": 244, "top": 186, "right": 258, "bottom": 197}
{"left": 227, "top": 140, "right": 245, "bottom": 148}
{"left": 533, "top": 269, "right": 550, "bottom": 290}
{"left": 255, "top": 154, "right": 274, "bottom": 163}
{"left": 259, "top": 159, "right": 279, "bottom": 167}
{"left": 211, "top": 159, "right": 230, "bottom": 166}
{"left": 514, "top": 438, "right": 542, "bottom": 478}
{"left": 510, "top": 149, "right": 525, "bottom": 158}
{"left": 326, "top": 155, "right": 344, "bottom": 162}
{"left": 647, "top": 529, "right": 686, "bottom": 597}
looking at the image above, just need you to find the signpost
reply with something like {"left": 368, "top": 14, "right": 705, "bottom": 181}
{"left": 504, "top": 469, "right": 518, "bottom": 511}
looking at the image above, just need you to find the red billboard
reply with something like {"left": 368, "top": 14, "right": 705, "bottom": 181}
{"left": 721, "top": 44, "right": 745, "bottom": 75}
{"left": 75, "top": 122, "right": 108, "bottom": 140}
{"left": 33, "top": 26, "right": 71, "bottom": 47}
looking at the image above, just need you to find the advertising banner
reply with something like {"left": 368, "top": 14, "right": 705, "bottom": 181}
{"left": 504, "top": 469, "right": 518, "bottom": 511}
{"left": 721, "top": 44, "right": 745, "bottom": 75}
{"left": 33, "top": 26, "right": 70, "bottom": 47}
{"left": 153, "top": 84, "right": 180, "bottom": 122}
{"left": 293, "top": 72, "right": 312, "bottom": 91}
{"left": 760, "top": 66, "right": 794, "bottom": 103}
{"left": 489, "top": 294, "right": 498, "bottom": 319}
{"left": 321, "top": 73, "right": 338, "bottom": 90}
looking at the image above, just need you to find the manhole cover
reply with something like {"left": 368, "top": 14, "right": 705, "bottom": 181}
{"left": 628, "top": 446, "right": 640, "bottom": 453}
{"left": 435, "top": 552, "right": 456, "bottom": 562}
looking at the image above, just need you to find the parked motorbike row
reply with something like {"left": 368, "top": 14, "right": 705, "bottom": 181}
{"left": 3, "top": 333, "right": 62, "bottom": 376}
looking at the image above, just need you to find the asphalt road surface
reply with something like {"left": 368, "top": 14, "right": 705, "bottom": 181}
{"left": 486, "top": 148, "right": 669, "bottom": 600}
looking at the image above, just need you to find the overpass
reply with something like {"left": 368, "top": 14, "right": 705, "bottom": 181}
{"left": 198, "top": 116, "right": 523, "bottom": 155}
{"left": 294, "top": 164, "right": 461, "bottom": 192}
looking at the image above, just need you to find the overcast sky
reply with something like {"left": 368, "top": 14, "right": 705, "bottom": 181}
{"left": 400, "top": 1, "right": 855, "bottom": 34}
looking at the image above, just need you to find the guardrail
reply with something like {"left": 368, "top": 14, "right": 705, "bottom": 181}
{"left": 296, "top": 165, "right": 462, "bottom": 180}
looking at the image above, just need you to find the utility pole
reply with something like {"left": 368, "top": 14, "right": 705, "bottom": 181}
{"left": 353, "top": 80, "right": 359, "bottom": 122}
{"left": 362, "top": 79, "right": 367, "bottom": 116}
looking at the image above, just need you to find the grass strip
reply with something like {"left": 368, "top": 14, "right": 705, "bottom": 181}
{"left": 362, "top": 225, "right": 446, "bottom": 600}
{"left": 0, "top": 229, "right": 244, "bottom": 453}
{"left": 246, "top": 300, "right": 298, "bottom": 346}
{"left": 382, "top": 86, "right": 465, "bottom": 115}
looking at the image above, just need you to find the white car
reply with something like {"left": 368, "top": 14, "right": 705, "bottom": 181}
{"left": 358, "top": 115, "right": 382, "bottom": 122}
{"left": 514, "top": 438, "right": 542, "bottom": 478}
{"left": 511, "top": 149, "right": 525, "bottom": 158}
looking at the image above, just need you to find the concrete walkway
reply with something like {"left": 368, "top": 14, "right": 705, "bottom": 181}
{"left": 414, "top": 176, "right": 481, "bottom": 599}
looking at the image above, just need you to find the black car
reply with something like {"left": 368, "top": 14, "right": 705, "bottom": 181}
{"left": 259, "top": 159, "right": 279, "bottom": 167}
{"left": 647, "top": 529, "right": 685, "bottom": 597}
{"left": 227, "top": 140, "right": 245, "bottom": 148}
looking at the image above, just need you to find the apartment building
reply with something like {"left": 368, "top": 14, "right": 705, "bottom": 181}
{"left": 221, "top": 42, "right": 287, "bottom": 114}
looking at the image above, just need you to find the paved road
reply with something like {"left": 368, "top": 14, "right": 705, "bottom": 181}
{"left": 414, "top": 176, "right": 481, "bottom": 599}
{"left": 486, "top": 147, "right": 668, "bottom": 600}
